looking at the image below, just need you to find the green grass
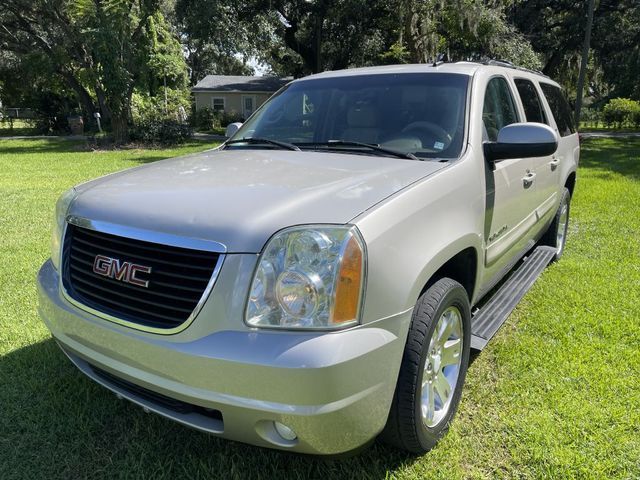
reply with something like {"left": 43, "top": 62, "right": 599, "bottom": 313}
{"left": 1, "top": 138, "right": 639, "bottom": 479}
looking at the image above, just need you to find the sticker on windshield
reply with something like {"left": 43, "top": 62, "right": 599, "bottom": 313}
{"left": 434, "top": 141, "right": 445, "bottom": 150}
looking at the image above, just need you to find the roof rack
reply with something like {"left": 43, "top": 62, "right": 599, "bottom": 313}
{"left": 455, "top": 59, "right": 549, "bottom": 78}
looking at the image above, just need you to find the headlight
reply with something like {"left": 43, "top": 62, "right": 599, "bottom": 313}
{"left": 246, "top": 225, "right": 366, "bottom": 329}
{"left": 51, "top": 187, "right": 77, "bottom": 270}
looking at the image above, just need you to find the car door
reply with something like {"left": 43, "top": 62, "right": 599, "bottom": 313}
{"left": 482, "top": 76, "right": 539, "bottom": 273}
{"left": 538, "top": 82, "right": 579, "bottom": 206}
{"left": 513, "top": 77, "right": 558, "bottom": 222}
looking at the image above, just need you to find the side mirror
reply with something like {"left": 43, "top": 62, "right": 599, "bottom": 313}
{"left": 484, "top": 123, "right": 558, "bottom": 162}
{"left": 225, "top": 122, "right": 243, "bottom": 138}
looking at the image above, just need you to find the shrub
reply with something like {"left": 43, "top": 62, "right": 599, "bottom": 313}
{"left": 219, "top": 110, "right": 244, "bottom": 127}
{"left": 131, "top": 88, "right": 192, "bottom": 125}
{"left": 192, "top": 107, "right": 245, "bottom": 132}
{"left": 130, "top": 88, "right": 193, "bottom": 144}
{"left": 602, "top": 98, "right": 640, "bottom": 128}
{"left": 580, "top": 107, "right": 602, "bottom": 128}
{"left": 192, "top": 107, "right": 219, "bottom": 131}
{"left": 33, "top": 114, "right": 69, "bottom": 135}
{"left": 131, "top": 119, "right": 193, "bottom": 145}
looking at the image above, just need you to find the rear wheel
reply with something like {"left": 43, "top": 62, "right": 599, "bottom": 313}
{"left": 381, "top": 278, "right": 471, "bottom": 453}
{"left": 541, "top": 187, "right": 571, "bottom": 260}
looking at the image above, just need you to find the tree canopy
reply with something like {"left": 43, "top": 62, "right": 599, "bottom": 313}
{"left": 1, "top": 0, "right": 639, "bottom": 142}
{"left": 0, "top": 0, "right": 188, "bottom": 142}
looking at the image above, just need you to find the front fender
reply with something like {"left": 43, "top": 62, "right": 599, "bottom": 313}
{"left": 353, "top": 156, "right": 484, "bottom": 323}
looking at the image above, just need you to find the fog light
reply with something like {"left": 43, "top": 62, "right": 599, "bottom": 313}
{"left": 274, "top": 421, "right": 297, "bottom": 441}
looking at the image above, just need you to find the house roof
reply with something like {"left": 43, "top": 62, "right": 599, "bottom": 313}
{"left": 191, "top": 75, "right": 291, "bottom": 93}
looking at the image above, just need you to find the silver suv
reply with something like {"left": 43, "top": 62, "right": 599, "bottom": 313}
{"left": 38, "top": 62, "right": 579, "bottom": 455}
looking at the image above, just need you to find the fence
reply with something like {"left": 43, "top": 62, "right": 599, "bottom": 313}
{"left": 2, "top": 108, "right": 37, "bottom": 119}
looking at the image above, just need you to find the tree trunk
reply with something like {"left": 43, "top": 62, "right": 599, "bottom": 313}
{"left": 282, "top": 18, "right": 317, "bottom": 74}
{"left": 575, "top": 0, "right": 596, "bottom": 124}
{"left": 314, "top": 15, "right": 322, "bottom": 73}
{"left": 111, "top": 111, "right": 129, "bottom": 145}
{"left": 95, "top": 87, "right": 110, "bottom": 121}
{"left": 59, "top": 70, "right": 97, "bottom": 123}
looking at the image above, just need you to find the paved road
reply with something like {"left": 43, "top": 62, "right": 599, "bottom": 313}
{"left": 579, "top": 131, "right": 640, "bottom": 138}
{"left": 193, "top": 132, "right": 226, "bottom": 141}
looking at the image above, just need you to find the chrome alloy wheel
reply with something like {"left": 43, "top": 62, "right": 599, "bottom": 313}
{"left": 557, "top": 198, "right": 569, "bottom": 253}
{"left": 421, "top": 306, "right": 463, "bottom": 428}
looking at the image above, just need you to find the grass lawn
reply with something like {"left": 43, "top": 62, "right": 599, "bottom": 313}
{"left": 1, "top": 138, "right": 639, "bottom": 479}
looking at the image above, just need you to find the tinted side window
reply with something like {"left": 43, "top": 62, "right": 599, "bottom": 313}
{"left": 483, "top": 77, "right": 519, "bottom": 141}
{"left": 515, "top": 79, "right": 548, "bottom": 124}
{"left": 540, "top": 83, "right": 576, "bottom": 136}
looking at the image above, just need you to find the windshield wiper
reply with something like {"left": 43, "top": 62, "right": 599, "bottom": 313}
{"left": 297, "top": 140, "right": 419, "bottom": 160}
{"left": 225, "top": 137, "right": 300, "bottom": 151}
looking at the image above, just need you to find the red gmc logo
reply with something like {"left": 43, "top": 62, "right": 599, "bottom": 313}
{"left": 92, "top": 255, "right": 152, "bottom": 288}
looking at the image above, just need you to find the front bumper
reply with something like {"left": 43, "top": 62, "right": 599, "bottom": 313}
{"left": 37, "top": 259, "right": 412, "bottom": 455}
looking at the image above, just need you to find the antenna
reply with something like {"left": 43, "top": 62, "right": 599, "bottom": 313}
{"left": 432, "top": 52, "right": 449, "bottom": 67}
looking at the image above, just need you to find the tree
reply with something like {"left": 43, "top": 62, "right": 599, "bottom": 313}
{"left": 0, "top": 0, "right": 188, "bottom": 143}
{"left": 238, "top": 0, "right": 541, "bottom": 77}
{"left": 237, "top": 0, "right": 399, "bottom": 76}
{"left": 511, "top": 0, "right": 586, "bottom": 78}
{"left": 511, "top": 0, "right": 640, "bottom": 104}
{"left": 0, "top": 50, "right": 79, "bottom": 132}
{"left": 175, "top": 0, "right": 259, "bottom": 84}
{"left": 591, "top": 0, "right": 640, "bottom": 101}
{"left": 398, "top": 0, "right": 541, "bottom": 68}
{"left": 574, "top": 0, "right": 596, "bottom": 123}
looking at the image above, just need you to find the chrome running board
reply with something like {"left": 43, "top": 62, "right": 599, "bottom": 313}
{"left": 471, "top": 246, "right": 556, "bottom": 350}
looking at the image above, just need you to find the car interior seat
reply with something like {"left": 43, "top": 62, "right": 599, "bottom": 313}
{"left": 341, "top": 104, "right": 380, "bottom": 144}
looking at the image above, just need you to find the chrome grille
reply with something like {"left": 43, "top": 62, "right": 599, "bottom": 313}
{"left": 62, "top": 224, "right": 221, "bottom": 330}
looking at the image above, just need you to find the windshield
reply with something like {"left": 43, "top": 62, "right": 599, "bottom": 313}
{"left": 228, "top": 73, "right": 469, "bottom": 159}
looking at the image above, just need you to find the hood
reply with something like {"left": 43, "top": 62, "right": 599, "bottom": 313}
{"left": 70, "top": 149, "right": 445, "bottom": 253}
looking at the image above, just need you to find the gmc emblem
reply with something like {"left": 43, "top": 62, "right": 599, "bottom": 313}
{"left": 92, "top": 255, "right": 152, "bottom": 288}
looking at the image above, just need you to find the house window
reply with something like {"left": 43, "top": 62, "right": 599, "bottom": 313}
{"left": 212, "top": 97, "right": 225, "bottom": 112}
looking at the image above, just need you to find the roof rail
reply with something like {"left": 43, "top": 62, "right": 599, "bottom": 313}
{"left": 455, "top": 59, "right": 549, "bottom": 78}
{"left": 485, "top": 59, "right": 515, "bottom": 68}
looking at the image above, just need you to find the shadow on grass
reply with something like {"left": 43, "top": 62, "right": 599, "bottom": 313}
{"left": 0, "top": 128, "right": 39, "bottom": 137}
{"left": 0, "top": 138, "right": 216, "bottom": 167}
{"left": 580, "top": 138, "right": 640, "bottom": 180}
{"left": 0, "top": 138, "right": 87, "bottom": 155}
{"left": 0, "top": 338, "right": 418, "bottom": 479}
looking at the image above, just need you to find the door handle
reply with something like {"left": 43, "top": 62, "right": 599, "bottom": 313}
{"left": 549, "top": 157, "right": 560, "bottom": 171}
{"left": 522, "top": 172, "right": 536, "bottom": 188}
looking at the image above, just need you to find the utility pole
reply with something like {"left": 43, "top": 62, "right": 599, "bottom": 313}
{"left": 575, "top": 0, "right": 596, "bottom": 125}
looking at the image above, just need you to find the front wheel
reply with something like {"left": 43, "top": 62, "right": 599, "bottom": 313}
{"left": 380, "top": 278, "right": 471, "bottom": 453}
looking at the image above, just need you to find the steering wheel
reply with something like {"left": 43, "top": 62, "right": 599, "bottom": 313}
{"left": 401, "top": 121, "right": 452, "bottom": 150}
{"left": 264, "top": 107, "right": 285, "bottom": 125}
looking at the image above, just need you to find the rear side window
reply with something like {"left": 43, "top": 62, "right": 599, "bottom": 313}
{"left": 540, "top": 83, "right": 576, "bottom": 136}
{"left": 483, "top": 77, "right": 519, "bottom": 141}
{"left": 515, "top": 79, "right": 548, "bottom": 124}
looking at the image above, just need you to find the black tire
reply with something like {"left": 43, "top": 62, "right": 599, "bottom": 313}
{"left": 541, "top": 187, "right": 571, "bottom": 261}
{"left": 380, "top": 278, "right": 471, "bottom": 453}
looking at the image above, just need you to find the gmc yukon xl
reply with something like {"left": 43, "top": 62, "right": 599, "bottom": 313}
{"left": 38, "top": 62, "right": 579, "bottom": 455}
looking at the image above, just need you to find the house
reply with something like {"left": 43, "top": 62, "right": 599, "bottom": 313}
{"left": 191, "top": 75, "right": 290, "bottom": 120}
